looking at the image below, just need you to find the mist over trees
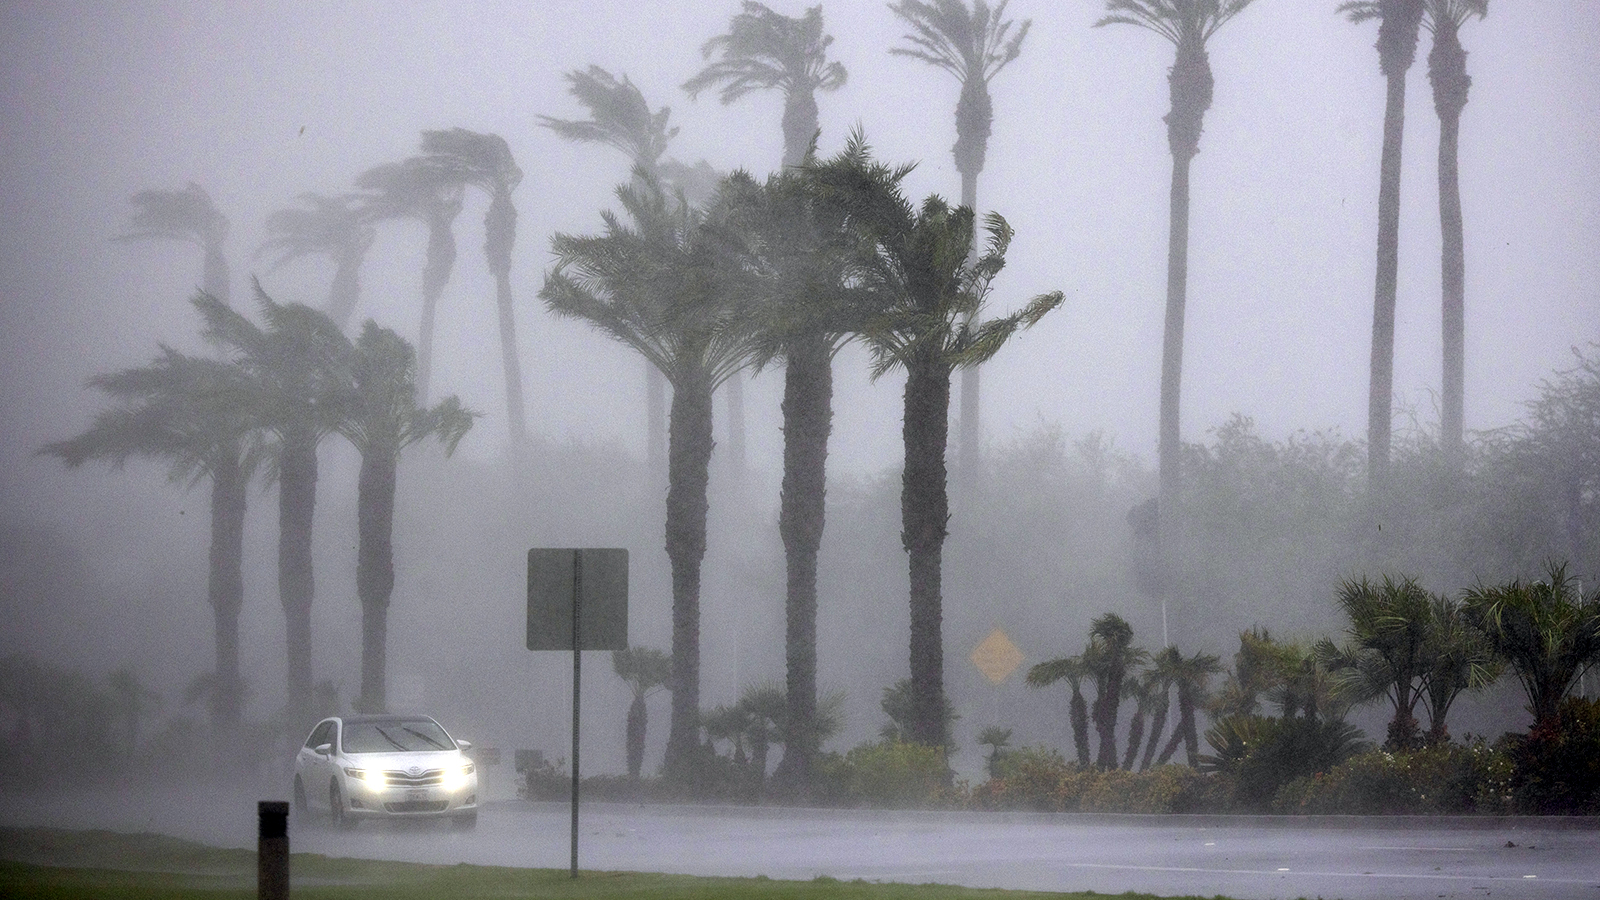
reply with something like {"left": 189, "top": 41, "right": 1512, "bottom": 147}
{"left": 6, "top": 1, "right": 1597, "bottom": 797}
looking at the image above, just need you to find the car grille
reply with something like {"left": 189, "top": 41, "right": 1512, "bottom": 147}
{"left": 384, "top": 800, "right": 449, "bottom": 813}
{"left": 382, "top": 769, "right": 445, "bottom": 786}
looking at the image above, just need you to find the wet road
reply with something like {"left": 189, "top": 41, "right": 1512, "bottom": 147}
{"left": 4, "top": 783, "right": 1597, "bottom": 899}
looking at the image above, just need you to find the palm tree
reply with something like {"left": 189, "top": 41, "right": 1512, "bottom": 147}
{"left": 685, "top": 1, "right": 850, "bottom": 479}
{"left": 1154, "top": 648, "right": 1221, "bottom": 765}
{"left": 193, "top": 285, "right": 351, "bottom": 733}
{"left": 355, "top": 155, "right": 467, "bottom": 404}
{"left": 684, "top": 2, "right": 849, "bottom": 168}
{"left": 719, "top": 164, "right": 871, "bottom": 792}
{"left": 540, "top": 66, "right": 679, "bottom": 179}
{"left": 1317, "top": 574, "right": 1434, "bottom": 750}
{"left": 808, "top": 134, "right": 1061, "bottom": 750}
{"left": 1082, "top": 613, "right": 1147, "bottom": 768}
{"left": 116, "top": 182, "right": 231, "bottom": 301}
{"left": 541, "top": 174, "right": 758, "bottom": 779}
{"left": 1462, "top": 562, "right": 1600, "bottom": 730}
{"left": 258, "top": 192, "right": 376, "bottom": 329}
{"left": 41, "top": 341, "right": 256, "bottom": 731}
{"left": 735, "top": 681, "right": 788, "bottom": 788}
{"left": 1026, "top": 654, "right": 1091, "bottom": 765}
{"left": 340, "top": 322, "right": 474, "bottom": 714}
{"left": 611, "top": 646, "right": 673, "bottom": 779}
{"left": 1340, "top": 0, "right": 1427, "bottom": 487}
{"left": 1096, "top": 0, "right": 1258, "bottom": 624}
{"left": 540, "top": 66, "right": 683, "bottom": 472}
{"left": 421, "top": 128, "right": 527, "bottom": 444}
{"left": 1420, "top": 592, "right": 1499, "bottom": 743}
{"left": 1424, "top": 0, "right": 1487, "bottom": 464}
{"left": 889, "top": 0, "right": 1031, "bottom": 480}
{"left": 1139, "top": 646, "right": 1181, "bottom": 770}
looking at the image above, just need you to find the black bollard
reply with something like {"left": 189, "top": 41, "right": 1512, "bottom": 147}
{"left": 258, "top": 800, "right": 289, "bottom": 900}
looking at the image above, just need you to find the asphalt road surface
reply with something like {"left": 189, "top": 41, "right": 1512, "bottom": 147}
{"left": 3, "top": 783, "right": 1597, "bottom": 900}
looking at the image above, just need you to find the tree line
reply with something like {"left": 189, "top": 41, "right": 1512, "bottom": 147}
{"left": 43, "top": 1, "right": 1538, "bottom": 801}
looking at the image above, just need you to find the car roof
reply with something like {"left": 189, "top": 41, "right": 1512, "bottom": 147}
{"left": 338, "top": 714, "right": 441, "bottom": 725}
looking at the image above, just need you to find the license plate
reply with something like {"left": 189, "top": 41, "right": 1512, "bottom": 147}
{"left": 407, "top": 789, "right": 428, "bottom": 801}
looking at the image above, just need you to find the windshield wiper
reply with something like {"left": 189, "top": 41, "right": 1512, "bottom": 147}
{"left": 400, "top": 725, "right": 450, "bottom": 750}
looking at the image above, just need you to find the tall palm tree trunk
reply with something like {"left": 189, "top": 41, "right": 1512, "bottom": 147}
{"left": 1156, "top": 35, "right": 1210, "bottom": 625}
{"left": 208, "top": 449, "right": 247, "bottom": 730}
{"left": 903, "top": 357, "right": 952, "bottom": 750}
{"left": 774, "top": 334, "right": 832, "bottom": 788}
{"left": 356, "top": 453, "right": 398, "bottom": 713}
{"left": 485, "top": 196, "right": 526, "bottom": 444}
{"left": 1157, "top": 151, "right": 1193, "bottom": 562}
{"left": 663, "top": 372, "right": 715, "bottom": 776}
{"left": 278, "top": 433, "right": 318, "bottom": 733}
{"left": 416, "top": 220, "right": 457, "bottom": 403}
{"left": 1368, "top": 70, "right": 1407, "bottom": 487}
{"left": 1366, "top": 0, "right": 1424, "bottom": 487}
{"left": 1430, "top": 19, "right": 1470, "bottom": 464}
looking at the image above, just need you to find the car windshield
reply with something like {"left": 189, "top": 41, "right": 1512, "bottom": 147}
{"left": 342, "top": 719, "right": 454, "bottom": 753}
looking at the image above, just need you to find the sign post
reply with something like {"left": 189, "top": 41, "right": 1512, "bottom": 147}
{"left": 527, "top": 548, "right": 628, "bottom": 880}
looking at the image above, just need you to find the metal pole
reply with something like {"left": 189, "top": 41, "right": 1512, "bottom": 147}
{"left": 257, "top": 800, "right": 288, "bottom": 900}
{"left": 570, "top": 550, "right": 582, "bottom": 879}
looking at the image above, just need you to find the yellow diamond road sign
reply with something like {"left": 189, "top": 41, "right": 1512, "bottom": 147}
{"left": 970, "top": 627, "right": 1024, "bottom": 685}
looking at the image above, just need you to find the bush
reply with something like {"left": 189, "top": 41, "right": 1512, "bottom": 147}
{"left": 1201, "top": 714, "right": 1371, "bottom": 810}
{"left": 1507, "top": 697, "right": 1600, "bottom": 814}
{"left": 832, "top": 741, "right": 951, "bottom": 808}
{"left": 1273, "top": 741, "right": 1515, "bottom": 815}
{"left": 970, "top": 746, "right": 1213, "bottom": 813}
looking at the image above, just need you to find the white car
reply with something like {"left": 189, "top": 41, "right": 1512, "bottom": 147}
{"left": 293, "top": 714, "right": 478, "bottom": 829}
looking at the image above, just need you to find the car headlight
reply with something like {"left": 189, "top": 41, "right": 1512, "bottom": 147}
{"left": 343, "top": 767, "right": 388, "bottom": 788}
{"left": 441, "top": 763, "right": 475, "bottom": 792}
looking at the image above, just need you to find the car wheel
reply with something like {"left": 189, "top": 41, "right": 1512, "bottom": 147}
{"left": 330, "top": 781, "right": 357, "bottom": 830}
{"left": 451, "top": 810, "right": 477, "bottom": 831}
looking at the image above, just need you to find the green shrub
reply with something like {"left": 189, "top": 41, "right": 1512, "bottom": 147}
{"left": 1273, "top": 740, "right": 1515, "bottom": 815}
{"left": 835, "top": 740, "right": 951, "bottom": 808}
{"left": 1507, "top": 697, "right": 1600, "bottom": 814}
{"left": 971, "top": 746, "right": 1212, "bottom": 813}
{"left": 1201, "top": 714, "right": 1371, "bottom": 810}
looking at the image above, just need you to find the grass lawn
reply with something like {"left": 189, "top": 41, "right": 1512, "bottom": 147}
{"left": 0, "top": 826, "right": 1246, "bottom": 900}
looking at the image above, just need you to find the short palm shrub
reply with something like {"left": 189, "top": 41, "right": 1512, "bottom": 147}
{"left": 1272, "top": 740, "right": 1515, "bottom": 815}
{"left": 1200, "top": 714, "right": 1371, "bottom": 810}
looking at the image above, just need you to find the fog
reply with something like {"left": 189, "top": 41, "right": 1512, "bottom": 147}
{"left": 1, "top": 1, "right": 1597, "bottom": 792}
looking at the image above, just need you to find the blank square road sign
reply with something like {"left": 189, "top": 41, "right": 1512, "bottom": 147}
{"left": 526, "top": 548, "right": 628, "bottom": 651}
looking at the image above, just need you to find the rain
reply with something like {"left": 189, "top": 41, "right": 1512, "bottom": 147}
{"left": 1, "top": 2, "right": 1597, "bottom": 896}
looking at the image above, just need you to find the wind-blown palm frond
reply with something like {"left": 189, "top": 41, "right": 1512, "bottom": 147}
{"left": 683, "top": 2, "right": 847, "bottom": 103}
{"left": 1099, "top": 0, "right": 1257, "bottom": 44}
{"left": 117, "top": 182, "right": 228, "bottom": 247}
{"left": 539, "top": 66, "right": 678, "bottom": 171}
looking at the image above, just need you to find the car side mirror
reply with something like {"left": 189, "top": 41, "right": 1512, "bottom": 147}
{"left": 315, "top": 742, "right": 332, "bottom": 756}
{"left": 456, "top": 739, "right": 472, "bottom": 751}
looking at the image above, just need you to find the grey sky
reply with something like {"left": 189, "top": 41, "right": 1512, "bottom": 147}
{"left": 3, "top": 2, "right": 1596, "bottom": 486}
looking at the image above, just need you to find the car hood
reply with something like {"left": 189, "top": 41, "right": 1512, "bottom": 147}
{"left": 340, "top": 749, "right": 468, "bottom": 770}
